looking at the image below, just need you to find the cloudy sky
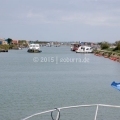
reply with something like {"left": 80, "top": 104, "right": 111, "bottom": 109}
{"left": 0, "top": 0, "right": 120, "bottom": 42}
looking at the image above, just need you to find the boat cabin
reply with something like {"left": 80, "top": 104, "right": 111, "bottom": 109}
{"left": 76, "top": 46, "right": 93, "bottom": 53}
{"left": 27, "top": 44, "right": 42, "bottom": 53}
{"left": 71, "top": 43, "right": 81, "bottom": 51}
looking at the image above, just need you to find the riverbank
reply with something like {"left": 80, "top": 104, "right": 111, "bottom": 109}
{"left": 94, "top": 49, "right": 120, "bottom": 62}
{"left": 0, "top": 44, "right": 27, "bottom": 52}
{"left": 0, "top": 49, "right": 8, "bottom": 52}
{"left": 0, "top": 45, "right": 9, "bottom": 52}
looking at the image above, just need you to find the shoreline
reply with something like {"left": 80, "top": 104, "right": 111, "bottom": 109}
{"left": 94, "top": 50, "right": 120, "bottom": 62}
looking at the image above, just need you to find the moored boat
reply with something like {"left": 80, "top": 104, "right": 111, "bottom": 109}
{"left": 76, "top": 46, "right": 93, "bottom": 53}
{"left": 71, "top": 43, "right": 81, "bottom": 51}
{"left": 27, "top": 44, "right": 42, "bottom": 53}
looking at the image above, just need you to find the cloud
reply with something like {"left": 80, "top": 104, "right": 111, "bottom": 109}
{"left": 60, "top": 9, "right": 120, "bottom": 27}
{"left": 26, "top": 11, "right": 44, "bottom": 18}
{"left": 1, "top": 0, "right": 120, "bottom": 27}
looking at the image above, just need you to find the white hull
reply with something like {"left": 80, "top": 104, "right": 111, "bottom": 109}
{"left": 76, "top": 51, "right": 93, "bottom": 53}
{"left": 76, "top": 46, "right": 93, "bottom": 53}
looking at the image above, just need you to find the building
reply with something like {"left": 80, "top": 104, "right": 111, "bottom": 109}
{"left": 12, "top": 40, "right": 18, "bottom": 45}
{"left": 0, "top": 38, "right": 8, "bottom": 45}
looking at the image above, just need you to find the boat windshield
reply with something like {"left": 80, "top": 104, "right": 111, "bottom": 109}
{"left": 35, "top": 45, "right": 39, "bottom": 47}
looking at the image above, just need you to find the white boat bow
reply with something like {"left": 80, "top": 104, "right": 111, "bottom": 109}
{"left": 22, "top": 104, "right": 120, "bottom": 120}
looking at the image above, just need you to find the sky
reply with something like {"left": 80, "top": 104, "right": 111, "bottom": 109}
{"left": 0, "top": 0, "right": 120, "bottom": 42}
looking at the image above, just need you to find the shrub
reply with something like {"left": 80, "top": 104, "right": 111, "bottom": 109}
{"left": 9, "top": 44, "right": 16, "bottom": 49}
{"left": 114, "top": 41, "right": 120, "bottom": 50}
{"left": 0, "top": 45, "right": 9, "bottom": 50}
{"left": 101, "top": 42, "right": 110, "bottom": 49}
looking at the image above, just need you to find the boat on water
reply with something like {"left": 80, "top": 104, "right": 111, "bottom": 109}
{"left": 76, "top": 46, "right": 93, "bottom": 53}
{"left": 54, "top": 44, "right": 61, "bottom": 47}
{"left": 22, "top": 104, "right": 120, "bottom": 120}
{"left": 18, "top": 47, "right": 22, "bottom": 50}
{"left": 71, "top": 43, "right": 81, "bottom": 51}
{"left": 27, "top": 44, "right": 42, "bottom": 53}
{"left": 46, "top": 43, "right": 52, "bottom": 47}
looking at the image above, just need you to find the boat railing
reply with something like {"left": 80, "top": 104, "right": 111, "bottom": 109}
{"left": 22, "top": 104, "right": 120, "bottom": 120}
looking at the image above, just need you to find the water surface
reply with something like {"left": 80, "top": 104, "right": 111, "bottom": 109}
{"left": 0, "top": 46, "right": 120, "bottom": 120}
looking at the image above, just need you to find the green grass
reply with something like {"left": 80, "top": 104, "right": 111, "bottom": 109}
{"left": 0, "top": 45, "right": 9, "bottom": 50}
{"left": 114, "top": 50, "right": 120, "bottom": 53}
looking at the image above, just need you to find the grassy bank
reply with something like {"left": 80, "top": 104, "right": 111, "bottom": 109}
{"left": 94, "top": 49, "right": 120, "bottom": 62}
{"left": 0, "top": 45, "right": 9, "bottom": 50}
{"left": 0, "top": 44, "right": 27, "bottom": 50}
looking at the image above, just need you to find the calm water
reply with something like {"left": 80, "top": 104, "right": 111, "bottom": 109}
{"left": 0, "top": 46, "right": 120, "bottom": 120}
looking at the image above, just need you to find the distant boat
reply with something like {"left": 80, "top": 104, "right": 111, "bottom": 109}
{"left": 18, "top": 47, "right": 22, "bottom": 50}
{"left": 111, "top": 81, "right": 120, "bottom": 91}
{"left": 54, "top": 44, "right": 60, "bottom": 47}
{"left": 46, "top": 43, "right": 51, "bottom": 47}
{"left": 27, "top": 44, "right": 42, "bottom": 53}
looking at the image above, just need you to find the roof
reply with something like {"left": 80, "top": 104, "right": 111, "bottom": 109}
{"left": 0, "top": 38, "right": 5, "bottom": 41}
{"left": 71, "top": 43, "right": 80, "bottom": 45}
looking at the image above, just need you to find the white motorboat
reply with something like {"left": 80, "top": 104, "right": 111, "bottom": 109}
{"left": 76, "top": 46, "right": 93, "bottom": 53}
{"left": 27, "top": 44, "right": 42, "bottom": 53}
{"left": 18, "top": 47, "right": 22, "bottom": 50}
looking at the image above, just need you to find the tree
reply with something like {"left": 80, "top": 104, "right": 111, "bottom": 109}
{"left": 7, "top": 38, "right": 12, "bottom": 45}
{"left": 100, "top": 41, "right": 110, "bottom": 49}
{"left": 115, "top": 40, "right": 120, "bottom": 50}
{"left": 114, "top": 40, "right": 120, "bottom": 50}
{"left": 97, "top": 42, "right": 102, "bottom": 45}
